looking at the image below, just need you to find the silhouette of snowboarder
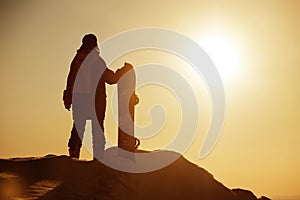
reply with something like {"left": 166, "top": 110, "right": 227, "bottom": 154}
{"left": 63, "top": 34, "right": 120, "bottom": 159}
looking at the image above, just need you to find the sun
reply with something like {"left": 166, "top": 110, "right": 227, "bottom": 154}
{"left": 197, "top": 34, "right": 240, "bottom": 81}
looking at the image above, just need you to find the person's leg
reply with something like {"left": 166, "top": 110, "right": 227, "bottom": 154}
{"left": 91, "top": 117, "right": 105, "bottom": 160}
{"left": 69, "top": 94, "right": 89, "bottom": 159}
{"left": 68, "top": 119, "right": 86, "bottom": 159}
{"left": 92, "top": 101, "right": 106, "bottom": 159}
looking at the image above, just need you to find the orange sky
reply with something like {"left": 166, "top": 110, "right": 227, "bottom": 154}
{"left": 0, "top": 1, "right": 300, "bottom": 199}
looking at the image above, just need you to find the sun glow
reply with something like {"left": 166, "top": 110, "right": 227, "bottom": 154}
{"left": 198, "top": 35, "right": 240, "bottom": 81}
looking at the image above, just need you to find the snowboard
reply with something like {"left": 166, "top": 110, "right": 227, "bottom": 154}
{"left": 117, "top": 63, "right": 139, "bottom": 157}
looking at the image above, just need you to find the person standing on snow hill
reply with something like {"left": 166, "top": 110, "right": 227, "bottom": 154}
{"left": 63, "top": 34, "right": 121, "bottom": 160}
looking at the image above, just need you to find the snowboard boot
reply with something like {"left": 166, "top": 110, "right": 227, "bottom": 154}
{"left": 69, "top": 148, "right": 80, "bottom": 159}
{"left": 68, "top": 125, "right": 82, "bottom": 159}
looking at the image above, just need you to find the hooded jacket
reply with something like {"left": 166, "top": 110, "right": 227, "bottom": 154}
{"left": 63, "top": 47, "right": 119, "bottom": 111}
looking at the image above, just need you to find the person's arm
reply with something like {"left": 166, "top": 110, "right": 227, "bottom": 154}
{"left": 63, "top": 58, "right": 80, "bottom": 110}
{"left": 102, "top": 68, "right": 120, "bottom": 85}
{"left": 103, "top": 62, "right": 134, "bottom": 84}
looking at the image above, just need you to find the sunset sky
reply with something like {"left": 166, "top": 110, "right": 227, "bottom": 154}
{"left": 1, "top": 1, "right": 300, "bottom": 199}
